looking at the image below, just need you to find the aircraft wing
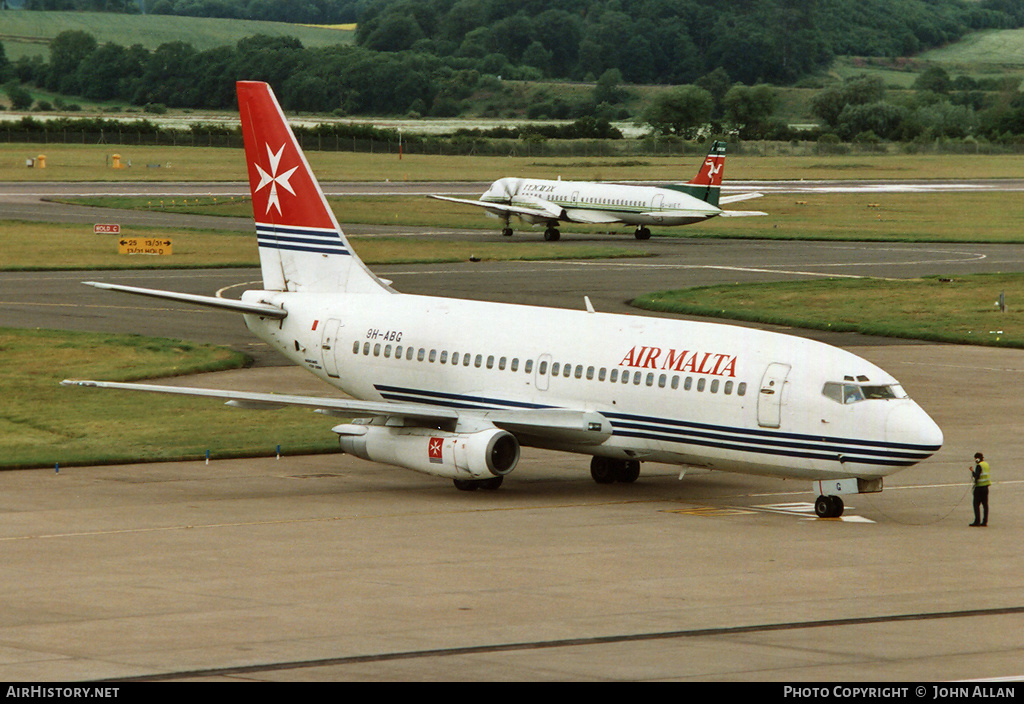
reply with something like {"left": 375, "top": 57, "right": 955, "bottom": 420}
{"left": 60, "top": 380, "right": 612, "bottom": 445}
{"left": 561, "top": 209, "right": 624, "bottom": 224}
{"left": 638, "top": 208, "right": 720, "bottom": 219}
{"left": 429, "top": 195, "right": 564, "bottom": 220}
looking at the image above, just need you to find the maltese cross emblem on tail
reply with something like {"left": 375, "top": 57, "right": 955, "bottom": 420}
{"left": 254, "top": 143, "right": 298, "bottom": 215}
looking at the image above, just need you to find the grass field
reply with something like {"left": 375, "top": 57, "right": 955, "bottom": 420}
{"left": 0, "top": 10, "right": 354, "bottom": 60}
{"left": 633, "top": 273, "right": 1024, "bottom": 348}
{"left": 50, "top": 188, "right": 1024, "bottom": 246}
{"left": 918, "top": 28, "right": 1024, "bottom": 70}
{"left": 0, "top": 327, "right": 341, "bottom": 469}
{"left": 0, "top": 219, "right": 645, "bottom": 271}
{"left": 11, "top": 143, "right": 1024, "bottom": 183}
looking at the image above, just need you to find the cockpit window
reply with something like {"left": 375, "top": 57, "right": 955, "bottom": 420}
{"left": 822, "top": 382, "right": 907, "bottom": 404}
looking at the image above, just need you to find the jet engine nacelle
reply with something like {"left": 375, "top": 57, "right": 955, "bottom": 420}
{"left": 335, "top": 425, "right": 520, "bottom": 480}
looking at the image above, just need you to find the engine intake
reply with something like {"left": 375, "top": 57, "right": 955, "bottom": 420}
{"left": 335, "top": 425, "right": 520, "bottom": 480}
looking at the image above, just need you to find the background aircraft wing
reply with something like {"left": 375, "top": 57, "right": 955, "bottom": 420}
{"left": 638, "top": 208, "right": 720, "bottom": 219}
{"left": 561, "top": 209, "right": 624, "bottom": 224}
{"left": 430, "top": 194, "right": 564, "bottom": 220}
{"left": 61, "top": 380, "right": 612, "bottom": 444}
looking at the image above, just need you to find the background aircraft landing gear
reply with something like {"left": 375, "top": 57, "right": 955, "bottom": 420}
{"left": 590, "top": 456, "right": 640, "bottom": 484}
{"left": 501, "top": 227, "right": 513, "bottom": 237}
{"left": 543, "top": 226, "right": 561, "bottom": 241}
{"left": 814, "top": 494, "right": 844, "bottom": 518}
{"left": 634, "top": 226, "right": 652, "bottom": 240}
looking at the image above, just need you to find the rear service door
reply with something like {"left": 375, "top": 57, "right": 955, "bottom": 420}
{"left": 320, "top": 318, "right": 343, "bottom": 378}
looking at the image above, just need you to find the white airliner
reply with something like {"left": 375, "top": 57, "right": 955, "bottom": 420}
{"left": 431, "top": 140, "right": 766, "bottom": 240}
{"left": 63, "top": 81, "right": 942, "bottom": 519}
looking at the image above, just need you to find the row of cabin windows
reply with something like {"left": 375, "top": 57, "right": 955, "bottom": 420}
{"left": 557, "top": 195, "right": 681, "bottom": 210}
{"left": 530, "top": 191, "right": 671, "bottom": 210}
{"left": 354, "top": 340, "right": 748, "bottom": 397}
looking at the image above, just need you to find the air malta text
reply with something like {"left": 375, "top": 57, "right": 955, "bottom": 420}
{"left": 619, "top": 346, "right": 737, "bottom": 377}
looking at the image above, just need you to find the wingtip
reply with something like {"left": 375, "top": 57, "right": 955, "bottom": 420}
{"left": 60, "top": 379, "right": 96, "bottom": 387}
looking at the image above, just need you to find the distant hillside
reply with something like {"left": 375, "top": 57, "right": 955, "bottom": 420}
{"left": 0, "top": 10, "right": 354, "bottom": 60}
{"left": 353, "top": 0, "right": 1023, "bottom": 85}
{"left": 919, "top": 28, "right": 1024, "bottom": 69}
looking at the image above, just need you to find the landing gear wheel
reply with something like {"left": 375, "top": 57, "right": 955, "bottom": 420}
{"left": 830, "top": 495, "right": 844, "bottom": 517}
{"left": 454, "top": 476, "right": 504, "bottom": 491}
{"left": 814, "top": 495, "right": 845, "bottom": 518}
{"left": 479, "top": 476, "right": 503, "bottom": 490}
{"left": 501, "top": 227, "right": 513, "bottom": 237}
{"left": 591, "top": 457, "right": 640, "bottom": 484}
{"left": 634, "top": 227, "right": 652, "bottom": 240}
{"left": 543, "top": 227, "right": 561, "bottom": 241}
{"left": 590, "top": 456, "right": 617, "bottom": 484}
{"left": 616, "top": 459, "right": 641, "bottom": 483}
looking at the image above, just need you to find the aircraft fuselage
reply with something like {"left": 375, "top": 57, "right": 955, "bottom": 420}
{"left": 243, "top": 289, "right": 943, "bottom": 484}
{"left": 481, "top": 177, "right": 720, "bottom": 227}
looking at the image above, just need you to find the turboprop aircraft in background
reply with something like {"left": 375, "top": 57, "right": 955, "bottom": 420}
{"left": 430, "top": 141, "right": 766, "bottom": 241}
{"left": 62, "top": 81, "right": 942, "bottom": 519}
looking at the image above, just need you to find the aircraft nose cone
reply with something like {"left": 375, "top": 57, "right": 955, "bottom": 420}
{"left": 887, "top": 403, "right": 943, "bottom": 454}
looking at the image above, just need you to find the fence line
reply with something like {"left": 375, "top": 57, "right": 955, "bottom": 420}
{"left": 2, "top": 129, "right": 1020, "bottom": 157}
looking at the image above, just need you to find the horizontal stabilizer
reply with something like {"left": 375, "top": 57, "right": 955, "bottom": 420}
{"left": 718, "top": 210, "right": 768, "bottom": 217}
{"left": 719, "top": 192, "right": 763, "bottom": 204}
{"left": 82, "top": 282, "right": 287, "bottom": 319}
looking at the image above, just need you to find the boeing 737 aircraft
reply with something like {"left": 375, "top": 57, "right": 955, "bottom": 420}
{"left": 431, "top": 141, "right": 765, "bottom": 240}
{"left": 63, "top": 81, "right": 942, "bottom": 519}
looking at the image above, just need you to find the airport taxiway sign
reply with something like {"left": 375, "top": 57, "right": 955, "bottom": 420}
{"left": 118, "top": 238, "right": 172, "bottom": 255}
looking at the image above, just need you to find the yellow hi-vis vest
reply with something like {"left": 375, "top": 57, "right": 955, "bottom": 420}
{"left": 976, "top": 461, "right": 992, "bottom": 487}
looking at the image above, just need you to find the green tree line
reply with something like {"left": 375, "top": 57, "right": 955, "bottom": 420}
{"left": 16, "top": 0, "right": 1024, "bottom": 86}
{"left": 353, "top": 0, "right": 1018, "bottom": 85}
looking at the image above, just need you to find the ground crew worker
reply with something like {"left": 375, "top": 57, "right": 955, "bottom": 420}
{"left": 969, "top": 452, "right": 991, "bottom": 527}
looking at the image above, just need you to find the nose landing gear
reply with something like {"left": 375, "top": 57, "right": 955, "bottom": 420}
{"left": 814, "top": 494, "right": 845, "bottom": 518}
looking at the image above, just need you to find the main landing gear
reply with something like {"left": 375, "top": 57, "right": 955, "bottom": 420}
{"left": 590, "top": 456, "right": 640, "bottom": 484}
{"left": 634, "top": 226, "right": 652, "bottom": 240}
{"left": 543, "top": 226, "right": 561, "bottom": 241}
{"left": 814, "top": 494, "right": 845, "bottom": 518}
{"left": 453, "top": 476, "right": 504, "bottom": 491}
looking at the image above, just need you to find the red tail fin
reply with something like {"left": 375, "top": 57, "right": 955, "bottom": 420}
{"left": 236, "top": 81, "right": 388, "bottom": 294}
{"left": 238, "top": 81, "right": 336, "bottom": 232}
{"left": 688, "top": 141, "right": 726, "bottom": 187}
